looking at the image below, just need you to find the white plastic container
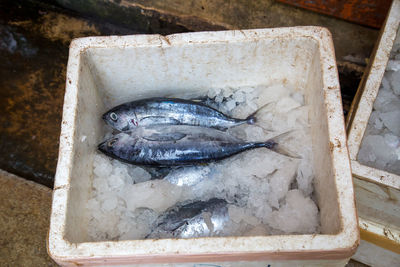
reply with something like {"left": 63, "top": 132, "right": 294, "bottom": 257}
{"left": 48, "top": 27, "right": 358, "bottom": 266}
{"left": 346, "top": 0, "right": 400, "bottom": 265}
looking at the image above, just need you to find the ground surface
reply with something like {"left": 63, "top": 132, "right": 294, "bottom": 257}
{"left": 0, "top": 170, "right": 57, "bottom": 266}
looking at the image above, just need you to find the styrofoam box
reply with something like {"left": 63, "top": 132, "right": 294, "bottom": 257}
{"left": 346, "top": 0, "right": 400, "bottom": 263}
{"left": 48, "top": 27, "right": 358, "bottom": 266}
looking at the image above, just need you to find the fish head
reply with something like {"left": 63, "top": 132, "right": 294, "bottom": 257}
{"left": 98, "top": 136, "right": 119, "bottom": 158}
{"left": 98, "top": 133, "right": 138, "bottom": 159}
{"left": 102, "top": 106, "right": 138, "bottom": 131}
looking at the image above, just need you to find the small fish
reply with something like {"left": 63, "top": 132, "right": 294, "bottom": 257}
{"left": 102, "top": 97, "right": 259, "bottom": 131}
{"left": 160, "top": 166, "right": 211, "bottom": 187}
{"left": 98, "top": 125, "right": 294, "bottom": 167}
{"left": 147, "top": 198, "right": 229, "bottom": 239}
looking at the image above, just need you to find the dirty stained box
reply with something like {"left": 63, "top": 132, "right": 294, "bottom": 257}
{"left": 347, "top": 0, "right": 400, "bottom": 265}
{"left": 48, "top": 27, "right": 358, "bottom": 266}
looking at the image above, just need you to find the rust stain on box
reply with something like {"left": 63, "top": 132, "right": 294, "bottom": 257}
{"left": 277, "top": 0, "right": 392, "bottom": 28}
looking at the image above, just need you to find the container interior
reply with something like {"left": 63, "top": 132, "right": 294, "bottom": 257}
{"left": 64, "top": 35, "right": 341, "bottom": 243}
{"left": 355, "top": 25, "right": 400, "bottom": 176}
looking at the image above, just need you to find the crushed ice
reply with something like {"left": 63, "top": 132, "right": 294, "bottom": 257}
{"left": 87, "top": 84, "right": 320, "bottom": 241}
{"left": 358, "top": 26, "right": 400, "bottom": 175}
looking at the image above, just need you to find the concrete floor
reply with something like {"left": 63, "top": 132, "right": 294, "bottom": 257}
{"left": 0, "top": 0, "right": 383, "bottom": 266}
{"left": 0, "top": 170, "right": 57, "bottom": 266}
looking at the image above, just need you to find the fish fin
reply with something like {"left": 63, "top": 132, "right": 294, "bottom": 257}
{"left": 143, "top": 132, "right": 187, "bottom": 142}
{"left": 144, "top": 166, "right": 173, "bottom": 180}
{"left": 140, "top": 116, "right": 181, "bottom": 126}
{"left": 162, "top": 94, "right": 208, "bottom": 103}
{"left": 265, "top": 130, "right": 301, "bottom": 159}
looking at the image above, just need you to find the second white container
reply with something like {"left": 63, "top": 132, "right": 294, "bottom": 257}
{"left": 347, "top": 1, "right": 400, "bottom": 265}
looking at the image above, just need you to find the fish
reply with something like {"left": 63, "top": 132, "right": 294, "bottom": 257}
{"left": 98, "top": 125, "right": 295, "bottom": 167}
{"left": 146, "top": 198, "right": 229, "bottom": 239}
{"left": 102, "top": 97, "right": 259, "bottom": 131}
{"left": 162, "top": 166, "right": 211, "bottom": 187}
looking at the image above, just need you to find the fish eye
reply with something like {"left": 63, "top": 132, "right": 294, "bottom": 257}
{"left": 108, "top": 138, "right": 118, "bottom": 147}
{"left": 110, "top": 112, "right": 118, "bottom": 121}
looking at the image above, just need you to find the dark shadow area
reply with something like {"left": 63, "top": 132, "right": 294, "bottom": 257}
{"left": 0, "top": 0, "right": 190, "bottom": 187}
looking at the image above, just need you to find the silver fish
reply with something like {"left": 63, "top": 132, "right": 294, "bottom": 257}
{"left": 98, "top": 125, "right": 292, "bottom": 167}
{"left": 163, "top": 166, "right": 211, "bottom": 187}
{"left": 102, "top": 97, "right": 257, "bottom": 131}
{"left": 147, "top": 198, "right": 229, "bottom": 239}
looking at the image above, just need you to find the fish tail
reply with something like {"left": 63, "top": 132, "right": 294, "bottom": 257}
{"left": 260, "top": 130, "right": 301, "bottom": 159}
{"left": 246, "top": 114, "right": 257, "bottom": 125}
{"left": 245, "top": 102, "right": 275, "bottom": 127}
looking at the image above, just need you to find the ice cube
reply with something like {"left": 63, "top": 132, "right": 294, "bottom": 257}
{"left": 296, "top": 160, "right": 314, "bottom": 196}
{"left": 389, "top": 69, "right": 400, "bottom": 95}
{"left": 215, "top": 94, "right": 223, "bottom": 104}
{"left": 266, "top": 190, "right": 319, "bottom": 234}
{"left": 225, "top": 99, "right": 237, "bottom": 111}
{"left": 244, "top": 125, "right": 267, "bottom": 141}
{"left": 102, "top": 124, "right": 114, "bottom": 139}
{"left": 92, "top": 177, "right": 109, "bottom": 193}
{"left": 107, "top": 174, "right": 125, "bottom": 190}
{"left": 93, "top": 154, "right": 113, "bottom": 178}
{"left": 268, "top": 160, "right": 298, "bottom": 208}
{"left": 256, "top": 84, "right": 290, "bottom": 104}
{"left": 358, "top": 143, "right": 377, "bottom": 163}
{"left": 222, "top": 87, "right": 233, "bottom": 98}
{"left": 287, "top": 106, "right": 308, "bottom": 129}
{"left": 245, "top": 225, "right": 270, "bottom": 236}
{"left": 234, "top": 90, "right": 245, "bottom": 103}
{"left": 275, "top": 97, "right": 301, "bottom": 113}
{"left": 359, "top": 134, "right": 395, "bottom": 165}
{"left": 87, "top": 197, "right": 100, "bottom": 212}
{"left": 123, "top": 180, "right": 183, "bottom": 213}
{"left": 101, "top": 195, "right": 118, "bottom": 212}
{"left": 208, "top": 87, "right": 221, "bottom": 99}
{"left": 374, "top": 115, "right": 384, "bottom": 130}
{"left": 228, "top": 205, "right": 247, "bottom": 224}
{"left": 373, "top": 88, "right": 400, "bottom": 112}
{"left": 384, "top": 133, "right": 400, "bottom": 148}
{"left": 396, "top": 147, "right": 400, "bottom": 160}
{"left": 128, "top": 166, "right": 151, "bottom": 183}
{"left": 380, "top": 75, "right": 390, "bottom": 91}
{"left": 386, "top": 60, "right": 400, "bottom": 72}
{"left": 380, "top": 110, "right": 400, "bottom": 135}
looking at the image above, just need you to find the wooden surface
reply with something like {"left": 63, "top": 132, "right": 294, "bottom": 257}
{"left": 277, "top": 0, "right": 393, "bottom": 28}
